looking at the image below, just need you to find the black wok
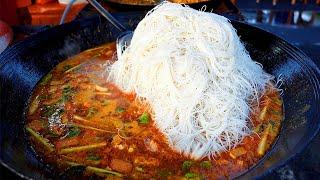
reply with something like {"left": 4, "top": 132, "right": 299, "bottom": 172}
{"left": 0, "top": 12, "right": 319, "bottom": 179}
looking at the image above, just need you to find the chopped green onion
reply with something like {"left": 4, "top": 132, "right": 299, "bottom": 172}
{"left": 65, "top": 161, "right": 80, "bottom": 166}
{"left": 138, "top": 112, "right": 149, "bottom": 124}
{"left": 66, "top": 126, "right": 81, "bottom": 138}
{"left": 42, "top": 105, "right": 64, "bottom": 118}
{"left": 87, "top": 155, "right": 101, "bottom": 161}
{"left": 42, "top": 105, "right": 55, "bottom": 117}
{"left": 69, "top": 123, "right": 115, "bottom": 133}
{"left": 87, "top": 107, "right": 98, "bottom": 118}
{"left": 135, "top": 166, "right": 144, "bottom": 172}
{"left": 64, "top": 63, "right": 82, "bottom": 73}
{"left": 259, "top": 106, "right": 268, "bottom": 121}
{"left": 115, "top": 107, "right": 125, "bottom": 113}
{"left": 38, "top": 94, "right": 52, "bottom": 100}
{"left": 157, "top": 169, "right": 172, "bottom": 178}
{"left": 269, "top": 109, "right": 282, "bottom": 116}
{"left": 86, "top": 166, "right": 123, "bottom": 177}
{"left": 26, "top": 127, "right": 54, "bottom": 152}
{"left": 63, "top": 85, "right": 72, "bottom": 94}
{"left": 184, "top": 172, "right": 198, "bottom": 179}
{"left": 101, "top": 100, "right": 109, "bottom": 106}
{"left": 269, "top": 120, "right": 275, "bottom": 127}
{"left": 40, "top": 73, "right": 52, "bottom": 86}
{"left": 63, "top": 65, "right": 73, "bottom": 71}
{"left": 65, "top": 161, "right": 123, "bottom": 177}
{"left": 29, "top": 97, "right": 40, "bottom": 115}
{"left": 182, "top": 160, "right": 193, "bottom": 172}
{"left": 59, "top": 142, "right": 107, "bottom": 154}
{"left": 59, "top": 85, "right": 74, "bottom": 103}
{"left": 47, "top": 130, "right": 60, "bottom": 138}
{"left": 257, "top": 123, "right": 271, "bottom": 156}
{"left": 200, "top": 161, "right": 212, "bottom": 169}
{"left": 269, "top": 120, "right": 280, "bottom": 132}
{"left": 73, "top": 115, "right": 113, "bottom": 131}
{"left": 271, "top": 97, "right": 282, "bottom": 106}
{"left": 253, "top": 124, "right": 263, "bottom": 133}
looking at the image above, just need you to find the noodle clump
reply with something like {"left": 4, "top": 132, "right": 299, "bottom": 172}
{"left": 108, "top": 2, "right": 273, "bottom": 159}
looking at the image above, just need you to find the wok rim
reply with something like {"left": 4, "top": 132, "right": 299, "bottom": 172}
{"left": 0, "top": 15, "right": 319, "bottom": 179}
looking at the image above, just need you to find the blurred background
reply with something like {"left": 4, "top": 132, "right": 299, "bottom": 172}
{"left": 0, "top": 0, "right": 319, "bottom": 179}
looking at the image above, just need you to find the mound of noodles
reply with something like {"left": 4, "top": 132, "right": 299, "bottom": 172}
{"left": 108, "top": 2, "right": 274, "bottom": 159}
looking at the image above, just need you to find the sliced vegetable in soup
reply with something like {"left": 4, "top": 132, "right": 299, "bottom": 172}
{"left": 26, "top": 42, "right": 283, "bottom": 179}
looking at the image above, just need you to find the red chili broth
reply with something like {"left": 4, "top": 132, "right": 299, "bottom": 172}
{"left": 26, "top": 42, "right": 283, "bottom": 179}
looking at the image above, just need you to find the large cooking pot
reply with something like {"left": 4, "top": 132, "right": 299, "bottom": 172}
{"left": 0, "top": 12, "right": 319, "bottom": 179}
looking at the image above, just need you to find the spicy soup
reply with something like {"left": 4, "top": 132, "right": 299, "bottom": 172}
{"left": 26, "top": 42, "right": 283, "bottom": 179}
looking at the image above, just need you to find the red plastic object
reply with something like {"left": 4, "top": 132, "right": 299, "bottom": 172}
{"left": 27, "top": 2, "right": 86, "bottom": 25}
{"left": 0, "top": 0, "right": 19, "bottom": 25}
{"left": 16, "top": 0, "right": 32, "bottom": 8}
{"left": 35, "top": 0, "right": 56, "bottom": 5}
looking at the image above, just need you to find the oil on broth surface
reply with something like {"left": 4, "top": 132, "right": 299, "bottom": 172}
{"left": 26, "top": 42, "right": 283, "bottom": 179}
